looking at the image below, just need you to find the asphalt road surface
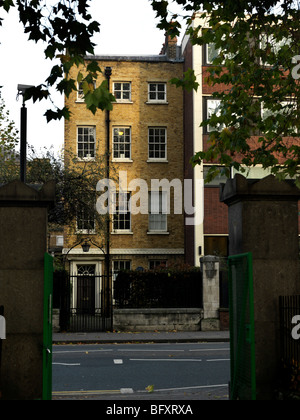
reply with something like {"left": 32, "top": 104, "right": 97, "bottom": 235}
{"left": 52, "top": 342, "right": 230, "bottom": 400}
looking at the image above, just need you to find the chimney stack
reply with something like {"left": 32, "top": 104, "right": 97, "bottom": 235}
{"left": 160, "top": 32, "right": 179, "bottom": 60}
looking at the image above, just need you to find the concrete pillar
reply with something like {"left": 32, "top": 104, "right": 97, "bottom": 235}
{"left": 200, "top": 255, "right": 220, "bottom": 331}
{"left": 0, "top": 180, "right": 55, "bottom": 400}
{"left": 220, "top": 174, "right": 300, "bottom": 400}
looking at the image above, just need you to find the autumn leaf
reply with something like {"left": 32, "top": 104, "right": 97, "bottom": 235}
{"left": 146, "top": 385, "right": 154, "bottom": 393}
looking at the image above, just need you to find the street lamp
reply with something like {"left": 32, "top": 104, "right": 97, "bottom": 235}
{"left": 17, "top": 84, "right": 34, "bottom": 183}
{"left": 81, "top": 240, "right": 91, "bottom": 253}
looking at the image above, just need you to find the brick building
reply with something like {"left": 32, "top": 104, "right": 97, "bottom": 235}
{"left": 63, "top": 38, "right": 185, "bottom": 283}
{"left": 182, "top": 13, "right": 300, "bottom": 266}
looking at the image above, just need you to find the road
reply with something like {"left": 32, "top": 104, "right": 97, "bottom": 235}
{"left": 52, "top": 342, "right": 230, "bottom": 400}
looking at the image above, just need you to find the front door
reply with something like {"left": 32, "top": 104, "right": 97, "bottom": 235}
{"left": 77, "top": 265, "right": 96, "bottom": 315}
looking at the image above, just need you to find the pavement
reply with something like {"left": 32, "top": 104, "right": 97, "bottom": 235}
{"left": 53, "top": 330, "right": 230, "bottom": 344}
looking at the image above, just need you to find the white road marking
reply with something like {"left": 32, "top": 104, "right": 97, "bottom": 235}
{"left": 130, "top": 359, "right": 202, "bottom": 362}
{"left": 120, "top": 388, "right": 134, "bottom": 394}
{"left": 189, "top": 348, "right": 230, "bottom": 352}
{"left": 53, "top": 363, "right": 81, "bottom": 366}
{"left": 137, "top": 384, "right": 228, "bottom": 393}
{"left": 118, "top": 349, "right": 184, "bottom": 352}
{"left": 114, "top": 359, "right": 124, "bottom": 364}
{"left": 53, "top": 349, "right": 113, "bottom": 354}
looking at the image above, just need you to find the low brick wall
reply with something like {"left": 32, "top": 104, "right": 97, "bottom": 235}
{"left": 113, "top": 308, "right": 203, "bottom": 332}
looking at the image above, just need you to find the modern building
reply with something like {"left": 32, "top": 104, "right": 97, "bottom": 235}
{"left": 181, "top": 13, "right": 300, "bottom": 266}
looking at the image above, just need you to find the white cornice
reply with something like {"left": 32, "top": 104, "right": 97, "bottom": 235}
{"left": 63, "top": 248, "right": 184, "bottom": 256}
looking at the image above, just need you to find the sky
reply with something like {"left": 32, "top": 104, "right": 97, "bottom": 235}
{"left": 0, "top": 0, "right": 186, "bottom": 156}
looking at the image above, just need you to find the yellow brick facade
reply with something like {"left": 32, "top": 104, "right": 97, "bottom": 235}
{"left": 64, "top": 56, "right": 184, "bottom": 274}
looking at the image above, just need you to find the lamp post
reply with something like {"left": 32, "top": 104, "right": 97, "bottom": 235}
{"left": 17, "top": 84, "right": 34, "bottom": 183}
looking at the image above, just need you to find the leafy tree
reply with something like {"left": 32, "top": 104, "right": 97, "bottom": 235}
{"left": 0, "top": 141, "right": 113, "bottom": 246}
{"left": 0, "top": 91, "right": 19, "bottom": 181}
{"left": 0, "top": 0, "right": 115, "bottom": 121}
{"left": 151, "top": 0, "right": 300, "bottom": 186}
{"left": 29, "top": 147, "right": 114, "bottom": 240}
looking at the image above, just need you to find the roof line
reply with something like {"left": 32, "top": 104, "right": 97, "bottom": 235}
{"left": 84, "top": 54, "right": 184, "bottom": 63}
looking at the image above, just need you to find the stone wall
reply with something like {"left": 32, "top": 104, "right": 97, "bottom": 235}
{"left": 113, "top": 308, "right": 203, "bottom": 332}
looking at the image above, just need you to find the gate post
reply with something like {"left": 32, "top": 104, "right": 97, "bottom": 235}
{"left": 200, "top": 255, "right": 220, "bottom": 331}
{"left": 0, "top": 180, "right": 55, "bottom": 400}
{"left": 220, "top": 174, "right": 300, "bottom": 400}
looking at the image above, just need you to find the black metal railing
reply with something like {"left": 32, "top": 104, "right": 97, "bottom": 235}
{"left": 114, "top": 269, "right": 203, "bottom": 309}
{"left": 219, "top": 269, "right": 229, "bottom": 309}
{"left": 279, "top": 295, "right": 300, "bottom": 393}
{"left": 58, "top": 273, "right": 112, "bottom": 332}
{"left": 0, "top": 305, "right": 4, "bottom": 398}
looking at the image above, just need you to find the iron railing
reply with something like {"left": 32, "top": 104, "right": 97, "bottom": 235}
{"left": 59, "top": 274, "right": 112, "bottom": 332}
{"left": 279, "top": 295, "right": 300, "bottom": 374}
{"left": 114, "top": 270, "right": 203, "bottom": 309}
{"left": 0, "top": 305, "right": 4, "bottom": 399}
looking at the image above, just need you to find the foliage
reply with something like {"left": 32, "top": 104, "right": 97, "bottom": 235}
{"left": 0, "top": 91, "right": 19, "bottom": 180}
{"left": 114, "top": 265, "right": 202, "bottom": 309}
{"left": 0, "top": 1, "right": 115, "bottom": 121}
{"left": 151, "top": 0, "right": 300, "bottom": 186}
{"left": 0, "top": 142, "right": 113, "bottom": 237}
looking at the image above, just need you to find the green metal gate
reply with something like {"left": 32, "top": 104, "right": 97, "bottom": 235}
{"left": 228, "top": 252, "right": 256, "bottom": 400}
{"left": 43, "top": 253, "right": 53, "bottom": 401}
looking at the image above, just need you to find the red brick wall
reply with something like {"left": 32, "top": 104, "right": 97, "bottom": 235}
{"left": 204, "top": 187, "right": 300, "bottom": 236}
{"left": 204, "top": 188, "right": 228, "bottom": 234}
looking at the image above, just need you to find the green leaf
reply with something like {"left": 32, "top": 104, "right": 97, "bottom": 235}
{"left": 2, "top": 0, "right": 14, "bottom": 12}
{"left": 170, "top": 69, "right": 199, "bottom": 92}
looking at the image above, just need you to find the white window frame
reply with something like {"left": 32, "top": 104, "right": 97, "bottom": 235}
{"left": 77, "top": 126, "right": 96, "bottom": 160}
{"left": 261, "top": 100, "right": 298, "bottom": 133}
{"left": 77, "top": 81, "right": 96, "bottom": 102}
{"left": 112, "top": 192, "right": 132, "bottom": 233}
{"left": 149, "top": 260, "right": 167, "bottom": 270}
{"left": 56, "top": 235, "right": 64, "bottom": 247}
{"left": 204, "top": 98, "right": 224, "bottom": 133}
{"left": 148, "top": 127, "right": 167, "bottom": 161}
{"left": 148, "top": 82, "right": 167, "bottom": 103}
{"left": 113, "top": 127, "right": 132, "bottom": 160}
{"left": 113, "top": 82, "right": 132, "bottom": 102}
{"left": 76, "top": 208, "right": 96, "bottom": 234}
{"left": 206, "top": 43, "right": 220, "bottom": 64}
{"left": 148, "top": 191, "right": 168, "bottom": 233}
{"left": 112, "top": 260, "right": 132, "bottom": 281}
{"left": 260, "top": 34, "right": 292, "bottom": 66}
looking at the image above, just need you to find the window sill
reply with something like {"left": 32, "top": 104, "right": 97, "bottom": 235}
{"left": 77, "top": 157, "right": 96, "bottom": 162}
{"left": 145, "top": 101, "right": 169, "bottom": 105}
{"left": 112, "top": 159, "right": 133, "bottom": 163}
{"left": 114, "top": 100, "right": 134, "bottom": 104}
{"left": 76, "top": 230, "right": 96, "bottom": 235}
{"left": 111, "top": 231, "right": 133, "bottom": 235}
{"left": 147, "top": 231, "right": 169, "bottom": 235}
{"left": 147, "top": 159, "right": 168, "bottom": 163}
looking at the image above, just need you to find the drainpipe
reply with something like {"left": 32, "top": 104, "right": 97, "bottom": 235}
{"left": 104, "top": 67, "right": 112, "bottom": 323}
